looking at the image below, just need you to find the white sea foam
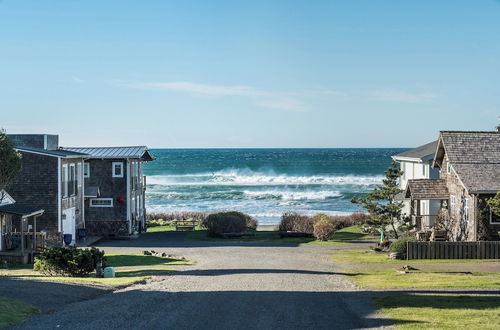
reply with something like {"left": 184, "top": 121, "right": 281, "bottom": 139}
{"left": 147, "top": 168, "right": 383, "bottom": 187}
{"left": 243, "top": 190, "right": 342, "bottom": 200}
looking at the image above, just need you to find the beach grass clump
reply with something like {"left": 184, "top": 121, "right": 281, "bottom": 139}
{"left": 146, "top": 212, "right": 208, "bottom": 223}
{"left": 202, "top": 211, "right": 257, "bottom": 237}
{"left": 279, "top": 212, "right": 369, "bottom": 235}
{"left": 313, "top": 218, "right": 336, "bottom": 241}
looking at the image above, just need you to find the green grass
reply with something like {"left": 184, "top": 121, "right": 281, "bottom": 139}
{"left": 0, "top": 297, "right": 39, "bottom": 329}
{"left": 145, "top": 225, "right": 204, "bottom": 232}
{"left": 331, "top": 225, "right": 376, "bottom": 241}
{"left": 185, "top": 226, "right": 373, "bottom": 244}
{"left": 4, "top": 269, "right": 175, "bottom": 287}
{"left": 332, "top": 249, "right": 500, "bottom": 264}
{"left": 372, "top": 294, "right": 500, "bottom": 329}
{"left": 348, "top": 268, "right": 500, "bottom": 288}
{"left": 105, "top": 254, "right": 193, "bottom": 267}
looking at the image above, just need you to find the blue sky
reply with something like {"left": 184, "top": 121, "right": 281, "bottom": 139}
{"left": 1, "top": 0, "right": 499, "bottom": 148}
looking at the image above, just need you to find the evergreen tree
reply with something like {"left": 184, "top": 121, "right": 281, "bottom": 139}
{"left": 0, "top": 129, "right": 22, "bottom": 202}
{"left": 352, "top": 160, "right": 409, "bottom": 239}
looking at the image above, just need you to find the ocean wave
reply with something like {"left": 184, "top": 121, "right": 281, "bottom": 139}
{"left": 146, "top": 189, "right": 342, "bottom": 201}
{"left": 146, "top": 168, "right": 383, "bottom": 187}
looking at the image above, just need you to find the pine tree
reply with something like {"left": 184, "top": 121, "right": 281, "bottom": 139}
{"left": 352, "top": 160, "right": 409, "bottom": 239}
{"left": 0, "top": 129, "right": 22, "bottom": 202}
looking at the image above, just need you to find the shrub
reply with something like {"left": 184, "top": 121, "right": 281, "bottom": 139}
{"left": 313, "top": 220, "right": 335, "bottom": 241}
{"left": 279, "top": 212, "right": 316, "bottom": 233}
{"left": 245, "top": 216, "right": 258, "bottom": 230}
{"left": 389, "top": 236, "right": 413, "bottom": 255}
{"left": 34, "top": 246, "right": 106, "bottom": 277}
{"left": 202, "top": 211, "right": 253, "bottom": 237}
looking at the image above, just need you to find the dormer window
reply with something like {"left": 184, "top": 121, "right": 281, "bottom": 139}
{"left": 112, "top": 162, "right": 124, "bottom": 178}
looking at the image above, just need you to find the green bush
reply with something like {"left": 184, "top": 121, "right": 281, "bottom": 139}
{"left": 313, "top": 219, "right": 335, "bottom": 241}
{"left": 389, "top": 237, "right": 413, "bottom": 255}
{"left": 202, "top": 211, "right": 254, "bottom": 237}
{"left": 34, "top": 246, "right": 106, "bottom": 277}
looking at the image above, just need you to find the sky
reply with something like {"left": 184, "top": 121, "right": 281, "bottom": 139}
{"left": 1, "top": 0, "right": 499, "bottom": 148}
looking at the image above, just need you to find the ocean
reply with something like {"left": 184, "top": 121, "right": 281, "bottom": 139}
{"left": 143, "top": 148, "right": 406, "bottom": 225}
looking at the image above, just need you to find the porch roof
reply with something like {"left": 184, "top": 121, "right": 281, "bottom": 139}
{"left": 0, "top": 204, "right": 44, "bottom": 217}
{"left": 405, "top": 179, "right": 449, "bottom": 200}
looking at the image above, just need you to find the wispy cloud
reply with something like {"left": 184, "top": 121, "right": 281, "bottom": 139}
{"left": 72, "top": 76, "right": 83, "bottom": 83}
{"left": 111, "top": 80, "right": 268, "bottom": 97}
{"left": 256, "top": 98, "right": 308, "bottom": 112}
{"left": 370, "top": 89, "right": 437, "bottom": 103}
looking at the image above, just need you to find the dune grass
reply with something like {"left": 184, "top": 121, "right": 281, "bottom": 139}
{"left": 145, "top": 225, "right": 204, "bottom": 232}
{"left": 373, "top": 294, "right": 500, "bottom": 329}
{"left": 332, "top": 248, "right": 500, "bottom": 265}
{"left": 349, "top": 268, "right": 500, "bottom": 288}
{"left": 0, "top": 297, "right": 39, "bottom": 329}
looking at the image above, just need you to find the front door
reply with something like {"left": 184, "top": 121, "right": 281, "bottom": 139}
{"left": 62, "top": 207, "right": 76, "bottom": 245}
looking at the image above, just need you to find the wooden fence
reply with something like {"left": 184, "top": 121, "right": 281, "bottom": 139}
{"left": 407, "top": 241, "right": 500, "bottom": 260}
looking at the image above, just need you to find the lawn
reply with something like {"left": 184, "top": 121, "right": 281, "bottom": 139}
{"left": 8, "top": 268, "right": 175, "bottom": 287}
{"left": 373, "top": 294, "right": 500, "bottom": 329}
{"left": 332, "top": 248, "right": 500, "bottom": 264}
{"left": 0, "top": 254, "right": 192, "bottom": 288}
{"left": 349, "top": 268, "right": 500, "bottom": 288}
{"left": 105, "top": 254, "right": 193, "bottom": 267}
{"left": 186, "top": 225, "right": 374, "bottom": 245}
{"left": 0, "top": 297, "right": 39, "bottom": 329}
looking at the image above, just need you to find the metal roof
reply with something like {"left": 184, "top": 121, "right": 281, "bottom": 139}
{"left": 392, "top": 141, "right": 438, "bottom": 161}
{"left": 61, "top": 146, "right": 154, "bottom": 161}
{"left": 16, "top": 147, "right": 88, "bottom": 158}
{"left": 0, "top": 203, "right": 44, "bottom": 217}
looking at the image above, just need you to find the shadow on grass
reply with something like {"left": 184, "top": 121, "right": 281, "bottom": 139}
{"left": 115, "top": 269, "right": 173, "bottom": 277}
{"left": 373, "top": 294, "right": 500, "bottom": 309}
{"left": 105, "top": 254, "right": 186, "bottom": 267}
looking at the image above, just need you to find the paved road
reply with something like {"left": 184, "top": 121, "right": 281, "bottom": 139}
{"left": 14, "top": 232, "right": 393, "bottom": 330}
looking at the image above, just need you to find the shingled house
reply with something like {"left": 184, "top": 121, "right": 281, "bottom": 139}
{"left": 7, "top": 134, "right": 88, "bottom": 245}
{"left": 392, "top": 141, "right": 439, "bottom": 221}
{"left": 405, "top": 131, "right": 500, "bottom": 241}
{"left": 61, "top": 146, "right": 154, "bottom": 237}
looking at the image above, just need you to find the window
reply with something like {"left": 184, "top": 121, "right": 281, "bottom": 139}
{"left": 112, "top": 162, "right": 124, "bottom": 178}
{"left": 62, "top": 164, "right": 68, "bottom": 197}
{"left": 89, "top": 198, "right": 113, "bottom": 207}
{"left": 490, "top": 208, "right": 500, "bottom": 224}
{"left": 464, "top": 198, "right": 469, "bottom": 223}
{"left": 450, "top": 195, "right": 456, "bottom": 212}
{"left": 68, "top": 164, "right": 76, "bottom": 196}
{"left": 84, "top": 163, "right": 90, "bottom": 178}
{"left": 447, "top": 163, "right": 452, "bottom": 175}
{"left": 422, "top": 164, "right": 426, "bottom": 177}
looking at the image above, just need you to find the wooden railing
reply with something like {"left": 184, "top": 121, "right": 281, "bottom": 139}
{"left": 407, "top": 241, "right": 500, "bottom": 260}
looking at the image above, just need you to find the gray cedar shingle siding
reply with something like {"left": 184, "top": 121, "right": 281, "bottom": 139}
{"left": 405, "top": 179, "right": 449, "bottom": 200}
{"left": 8, "top": 152, "right": 59, "bottom": 232}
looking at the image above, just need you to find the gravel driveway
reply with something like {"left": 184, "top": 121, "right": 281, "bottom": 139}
{"left": 13, "top": 232, "right": 393, "bottom": 329}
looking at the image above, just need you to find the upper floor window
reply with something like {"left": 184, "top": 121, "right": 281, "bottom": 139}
{"left": 422, "top": 164, "right": 426, "bottom": 177}
{"left": 68, "top": 164, "right": 76, "bottom": 196}
{"left": 464, "top": 198, "right": 469, "bottom": 223}
{"left": 447, "top": 163, "right": 452, "bottom": 175}
{"left": 112, "top": 162, "right": 124, "bottom": 178}
{"left": 84, "top": 163, "right": 90, "bottom": 178}
{"left": 450, "top": 195, "right": 456, "bottom": 212}
{"left": 62, "top": 164, "right": 68, "bottom": 197}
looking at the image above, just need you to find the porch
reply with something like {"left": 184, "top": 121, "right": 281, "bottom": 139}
{"left": 0, "top": 203, "right": 45, "bottom": 264}
{"left": 405, "top": 179, "right": 449, "bottom": 241}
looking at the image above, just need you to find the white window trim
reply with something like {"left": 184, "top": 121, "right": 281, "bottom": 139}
{"left": 89, "top": 198, "right": 114, "bottom": 207}
{"left": 84, "top": 163, "right": 90, "bottom": 178}
{"left": 112, "top": 162, "right": 124, "bottom": 178}
{"left": 447, "top": 163, "right": 452, "bottom": 175}
{"left": 450, "top": 195, "right": 456, "bottom": 212}
{"left": 464, "top": 198, "right": 469, "bottom": 222}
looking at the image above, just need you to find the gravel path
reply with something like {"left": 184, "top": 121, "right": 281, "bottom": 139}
{"left": 13, "top": 232, "right": 394, "bottom": 330}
